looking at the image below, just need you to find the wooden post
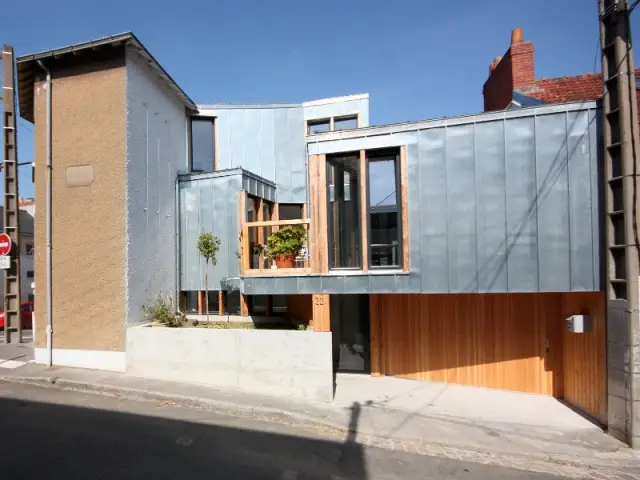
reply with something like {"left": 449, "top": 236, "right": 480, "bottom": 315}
{"left": 240, "top": 293, "right": 249, "bottom": 317}
{"left": 197, "top": 291, "right": 204, "bottom": 314}
{"left": 312, "top": 294, "right": 330, "bottom": 332}
{"left": 318, "top": 155, "right": 329, "bottom": 273}
{"left": 360, "top": 150, "right": 368, "bottom": 272}
{"left": 179, "top": 291, "right": 186, "bottom": 311}
{"left": 272, "top": 203, "right": 280, "bottom": 232}
{"left": 218, "top": 291, "right": 224, "bottom": 317}
{"left": 256, "top": 197, "right": 264, "bottom": 269}
{"left": 238, "top": 191, "right": 246, "bottom": 275}
{"left": 400, "top": 146, "right": 409, "bottom": 272}
{"left": 302, "top": 203, "right": 309, "bottom": 269}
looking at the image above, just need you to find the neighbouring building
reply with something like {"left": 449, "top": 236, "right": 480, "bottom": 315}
{"left": 16, "top": 33, "right": 617, "bottom": 441}
{"left": 483, "top": 27, "right": 638, "bottom": 112}
{"left": 0, "top": 198, "right": 35, "bottom": 303}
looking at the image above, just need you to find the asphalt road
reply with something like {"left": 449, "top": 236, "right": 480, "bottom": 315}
{"left": 0, "top": 382, "right": 565, "bottom": 480}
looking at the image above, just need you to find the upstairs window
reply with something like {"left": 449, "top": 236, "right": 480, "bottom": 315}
{"left": 307, "top": 119, "right": 330, "bottom": 135}
{"left": 367, "top": 150, "right": 401, "bottom": 268}
{"left": 333, "top": 116, "right": 357, "bottom": 131}
{"left": 190, "top": 117, "right": 215, "bottom": 172}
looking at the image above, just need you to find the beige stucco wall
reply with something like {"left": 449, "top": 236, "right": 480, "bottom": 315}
{"left": 33, "top": 55, "right": 127, "bottom": 351}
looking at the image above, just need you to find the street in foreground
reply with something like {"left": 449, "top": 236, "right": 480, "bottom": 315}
{"left": 0, "top": 381, "right": 566, "bottom": 480}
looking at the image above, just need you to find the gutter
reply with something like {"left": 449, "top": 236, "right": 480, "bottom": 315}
{"left": 36, "top": 60, "right": 53, "bottom": 368}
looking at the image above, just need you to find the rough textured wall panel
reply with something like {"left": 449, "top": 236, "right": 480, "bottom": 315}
{"left": 34, "top": 53, "right": 127, "bottom": 350}
{"left": 125, "top": 48, "right": 188, "bottom": 324}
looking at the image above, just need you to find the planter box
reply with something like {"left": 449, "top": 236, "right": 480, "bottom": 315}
{"left": 127, "top": 326, "right": 333, "bottom": 402}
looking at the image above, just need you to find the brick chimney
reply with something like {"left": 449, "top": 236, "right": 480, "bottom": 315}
{"left": 483, "top": 28, "right": 535, "bottom": 111}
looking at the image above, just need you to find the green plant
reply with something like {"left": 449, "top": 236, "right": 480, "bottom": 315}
{"left": 266, "top": 225, "right": 306, "bottom": 259}
{"left": 192, "top": 319, "right": 199, "bottom": 327}
{"left": 297, "top": 323, "right": 307, "bottom": 331}
{"left": 142, "top": 294, "right": 186, "bottom": 328}
{"left": 197, "top": 232, "right": 221, "bottom": 325}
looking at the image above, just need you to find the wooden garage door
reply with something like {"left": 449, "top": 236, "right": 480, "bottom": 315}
{"left": 370, "top": 292, "right": 606, "bottom": 421}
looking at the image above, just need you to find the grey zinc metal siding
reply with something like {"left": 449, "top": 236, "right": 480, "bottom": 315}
{"left": 203, "top": 106, "right": 306, "bottom": 203}
{"left": 303, "top": 97, "right": 369, "bottom": 127}
{"left": 179, "top": 169, "right": 275, "bottom": 291}
{"left": 294, "top": 102, "right": 603, "bottom": 295}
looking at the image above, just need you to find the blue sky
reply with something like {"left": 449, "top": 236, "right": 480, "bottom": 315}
{"left": 3, "top": 0, "right": 636, "bottom": 198}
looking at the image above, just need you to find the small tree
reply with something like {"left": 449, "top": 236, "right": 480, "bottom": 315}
{"left": 197, "top": 232, "right": 221, "bottom": 325}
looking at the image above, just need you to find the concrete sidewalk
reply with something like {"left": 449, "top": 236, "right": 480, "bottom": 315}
{"left": 0, "top": 362, "right": 638, "bottom": 478}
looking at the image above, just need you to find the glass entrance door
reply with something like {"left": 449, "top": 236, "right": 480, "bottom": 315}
{"left": 327, "top": 154, "right": 361, "bottom": 269}
{"left": 331, "top": 294, "right": 370, "bottom": 373}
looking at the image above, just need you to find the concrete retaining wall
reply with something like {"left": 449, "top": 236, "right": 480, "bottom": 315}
{"left": 126, "top": 326, "right": 333, "bottom": 402}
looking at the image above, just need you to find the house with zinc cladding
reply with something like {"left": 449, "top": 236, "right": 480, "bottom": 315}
{"left": 16, "top": 33, "right": 610, "bottom": 437}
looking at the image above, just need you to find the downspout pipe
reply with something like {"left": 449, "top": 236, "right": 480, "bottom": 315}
{"left": 37, "top": 60, "right": 53, "bottom": 368}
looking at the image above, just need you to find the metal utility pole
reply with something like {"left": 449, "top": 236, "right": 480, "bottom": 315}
{"left": 599, "top": 0, "right": 640, "bottom": 447}
{"left": 1, "top": 45, "right": 22, "bottom": 344}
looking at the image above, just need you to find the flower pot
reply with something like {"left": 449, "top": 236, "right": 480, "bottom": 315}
{"left": 275, "top": 255, "right": 295, "bottom": 268}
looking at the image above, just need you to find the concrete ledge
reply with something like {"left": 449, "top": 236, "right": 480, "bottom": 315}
{"left": 34, "top": 348, "right": 126, "bottom": 372}
{"left": 126, "top": 326, "right": 333, "bottom": 401}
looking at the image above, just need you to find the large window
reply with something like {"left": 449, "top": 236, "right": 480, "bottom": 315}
{"left": 190, "top": 117, "right": 215, "bottom": 172}
{"left": 327, "top": 154, "right": 361, "bottom": 269}
{"left": 367, "top": 150, "right": 401, "bottom": 268}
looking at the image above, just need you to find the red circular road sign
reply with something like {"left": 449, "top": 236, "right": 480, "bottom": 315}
{"left": 0, "top": 233, "right": 12, "bottom": 256}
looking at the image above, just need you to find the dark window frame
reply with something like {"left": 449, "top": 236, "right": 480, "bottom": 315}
{"left": 189, "top": 116, "right": 216, "bottom": 173}
{"left": 366, "top": 149, "right": 402, "bottom": 269}
{"left": 307, "top": 118, "right": 331, "bottom": 135}
{"left": 326, "top": 153, "right": 362, "bottom": 270}
{"left": 333, "top": 115, "right": 358, "bottom": 131}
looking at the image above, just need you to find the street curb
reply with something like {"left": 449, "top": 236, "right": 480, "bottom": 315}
{"left": 1, "top": 375, "right": 638, "bottom": 476}
{"left": 0, "top": 375, "right": 340, "bottom": 432}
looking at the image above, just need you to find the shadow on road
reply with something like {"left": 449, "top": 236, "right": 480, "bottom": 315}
{"left": 0, "top": 392, "right": 368, "bottom": 479}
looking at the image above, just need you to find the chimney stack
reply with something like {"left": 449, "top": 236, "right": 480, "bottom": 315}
{"left": 511, "top": 27, "right": 523, "bottom": 45}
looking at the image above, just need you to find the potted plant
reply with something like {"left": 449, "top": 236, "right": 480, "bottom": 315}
{"left": 265, "top": 225, "right": 306, "bottom": 268}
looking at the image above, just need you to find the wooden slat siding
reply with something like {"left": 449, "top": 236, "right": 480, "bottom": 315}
{"left": 317, "top": 155, "right": 329, "bottom": 273}
{"left": 238, "top": 191, "right": 246, "bottom": 275}
{"left": 561, "top": 292, "right": 607, "bottom": 423}
{"left": 369, "top": 295, "right": 382, "bottom": 376}
{"left": 360, "top": 150, "right": 368, "bottom": 272}
{"left": 373, "top": 293, "right": 580, "bottom": 396}
{"left": 312, "top": 294, "right": 330, "bottom": 332}
{"left": 179, "top": 291, "right": 185, "bottom": 311}
{"left": 240, "top": 293, "right": 249, "bottom": 317}
{"left": 218, "top": 291, "right": 224, "bottom": 317}
{"left": 287, "top": 294, "right": 313, "bottom": 326}
{"left": 198, "top": 291, "right": 204, "bottom": 315}
{"left": 400, "top": 146, "right": 409, "bottom": 272}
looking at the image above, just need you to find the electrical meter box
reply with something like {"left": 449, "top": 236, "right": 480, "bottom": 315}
{"left": 566, "top": 315, "right": 591, "bottom": 333}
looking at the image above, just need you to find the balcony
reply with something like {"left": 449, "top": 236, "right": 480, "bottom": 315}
{"left": 240, "top": 218, "right": 312, "bottom": 277}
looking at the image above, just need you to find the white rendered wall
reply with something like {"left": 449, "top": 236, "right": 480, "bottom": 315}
{"left": 127, "top": 327, "right": 334, "bottom": 402}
